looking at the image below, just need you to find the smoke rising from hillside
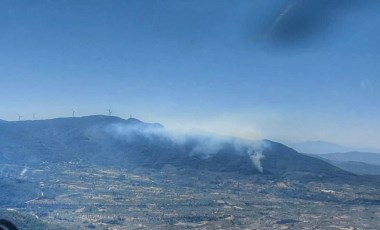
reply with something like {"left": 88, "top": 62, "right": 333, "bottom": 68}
{"left": 103, "top": 121, "right": 272, "bottom": 167}
{"left": 247, "top": 141, "right": 272, "bottom": 173}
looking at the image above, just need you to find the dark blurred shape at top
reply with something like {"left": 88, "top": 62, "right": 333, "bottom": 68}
{"left": 256, "top": 0, "right": 374, "bottom": 47}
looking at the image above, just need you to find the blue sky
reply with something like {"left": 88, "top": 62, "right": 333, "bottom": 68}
{"left": 1, "top": 0, "right": 380, "bottom": 150}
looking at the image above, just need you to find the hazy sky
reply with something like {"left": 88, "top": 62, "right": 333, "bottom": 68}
{"left": 1, "top": 0, "right": 380, "bottom": 150}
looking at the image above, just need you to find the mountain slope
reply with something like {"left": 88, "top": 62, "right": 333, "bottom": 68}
{"left": 0, "top": 116, "right": 355, "bottom": 181}
{"left": 0, "top": 115, "right": 162, "bottom": 164}
{"left": 332, "top": 161, "right": 380, "bottom": 175}
{"left": 260, "top": 140, "right": 353, "bottom": 180}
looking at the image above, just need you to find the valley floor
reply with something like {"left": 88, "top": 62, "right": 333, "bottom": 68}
{"left": 2, "top": 163, "right": 380, "bottom": 229}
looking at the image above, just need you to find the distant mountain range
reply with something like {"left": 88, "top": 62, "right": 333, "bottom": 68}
{"left": 0, "top": 115, "right": 363, "bottom": 181}
{"left": 314, "top": 152, "right": 380, "bottom": 175}
{"left": 284, "top": 141, "right": 380, "bottom": 175}
{"left": 286, "top": 140, "right": 380, "bottom": 155}
{"left": 316, "top": 152, "right": 380, "bottom": 166}
{"left": 286, "top": 141, "right": 356, "bottom": 154}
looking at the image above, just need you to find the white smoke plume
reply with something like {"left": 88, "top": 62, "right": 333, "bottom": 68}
{"left": 103, "top": 122, "right": 237, "bottom": 158}
{"left": 249, "top": 150, "right": 265, "bottom": 173}
{"left": 102, "top": 121, "right": 273, "bottom": 168}
{"left": 247, "top": 141, "right": 271, "bottom": 173}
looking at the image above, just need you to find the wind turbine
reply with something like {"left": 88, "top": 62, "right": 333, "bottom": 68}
{"left": 72, "top": 110, "right": 75, "bottom": 118}
{"left": 18, "top": 114, "right": 23, "bottom": 121}
{"left": 108, "top": 108, "right": 112, "bottom": 116}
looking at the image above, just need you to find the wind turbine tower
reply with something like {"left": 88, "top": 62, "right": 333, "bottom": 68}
{"left": 18, "top": 114, "right": 23, "bottom": 121}
{"left": 108, "top": 108, "right": 112, "bottom": 116}
{"left": 72, "top": 110, "right": 75, "bottom": 118}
